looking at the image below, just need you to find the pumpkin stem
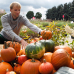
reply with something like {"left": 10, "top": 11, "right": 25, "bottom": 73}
{"left": 31, "top": 58, "right": 35, "bottom": 62}
{"left": 14, "top": 63, "right": 18, "bottom": 67}
{"left": 4, "top": 41, "right": 8, "bottom": 49}
{"left": 43, "top": 59, "right": 46, "bottom": 63}
{"left": 12, "top": 36, "right": 15, "bottom": 43}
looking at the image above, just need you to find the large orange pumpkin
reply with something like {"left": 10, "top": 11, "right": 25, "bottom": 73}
{"left": 1, "top": 42, "right": 16, "bottom": 62}
{"left": 20, "top": 58, "right": 41, "bottom": 74}
{"left": 0, "top": 62, "right": 13, "bottom": 74}
{"left": 41, "top": 30, "right": 52, "bottom": 40}
{"left": 54, "top": 45, "right": 72, "bottom": 57}
{"left": 51, "top": 49, "right": 71, "bottom": 70}
{"left": 40, "top": 52, "right": 53, "bottom": 63}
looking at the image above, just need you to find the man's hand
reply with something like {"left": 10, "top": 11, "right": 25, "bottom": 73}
{"left": 41, "top": 30, "right": 52, "bottom": 40}
{"left": 20, "top": 39, "right": 29, "bottom": 49}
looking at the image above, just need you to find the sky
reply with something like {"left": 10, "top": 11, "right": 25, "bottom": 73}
{"left": 0, "top": 0, "right": 73, "bottom": 19}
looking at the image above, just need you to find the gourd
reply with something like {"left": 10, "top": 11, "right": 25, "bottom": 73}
{"left": 25, "top": 42, "right": 45, "bottom": 59}
{"left": 39, "top": 59, "right": 54, "bottom": 74}
{"left": 40, "top": 52, "right": 53, "bottom": 63}
{"left": 41, "top": 30, "right": 52, "bottom": 40}
{"left": 51, "top": 49, "right": 71, "bottom": 70}
{"left": 13, "top": 63, "right": 21, "bottom": 74}
{"left": 20, "top": 58, "right": 41, "bottom": 74}
{"left": 1, "top": 41, "right": 16, "bottom": 62}
{"left": 39, "top": 39, "right": 55, "bottom": 52}
{"left": 54, "top": 45, "right": 72, "bottom": 57}
{"left": 0, "top": 62, "right": 13, "bottom": 74}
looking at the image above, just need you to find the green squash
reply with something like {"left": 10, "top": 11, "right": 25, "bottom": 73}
{"left": 39, "top": 39, "right": 55, "bottom": 52}
{"left": 25, "top": 42, "right": 45, "bottom": 59}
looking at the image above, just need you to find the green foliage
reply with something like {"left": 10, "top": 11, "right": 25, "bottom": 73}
{"left": 26, "top": 11, "right": 34, "bottom": 19}
{"left": 35, "top": 12, "right": 42, "bottom": 19}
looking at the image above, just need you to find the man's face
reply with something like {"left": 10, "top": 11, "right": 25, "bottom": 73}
{"left": 10, "top": 5, "right": 21, "bottom": 19}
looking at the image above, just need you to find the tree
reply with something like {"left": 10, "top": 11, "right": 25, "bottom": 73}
{"left": 35, "top": 12, "right": 42, "bottom": 19}
{"left": 26, "top": 11, "right": 34, "bottom": 19}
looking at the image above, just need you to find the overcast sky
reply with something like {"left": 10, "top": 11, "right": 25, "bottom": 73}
{"left": 0, "top": 0, "right": 73, "bottom": 19}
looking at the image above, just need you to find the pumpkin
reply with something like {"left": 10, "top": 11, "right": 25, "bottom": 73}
{"left": 51, "top": 49, "right": 71, "bottom": 70}
{"left": 13, "top": 63, "right": 21, "bottom": 74}
{"left": 41, "top": 30, "right": 52, "bottom": 40}
{"left": 39, "top": 59, "right": 54, "bottom": 74}
{"left": 0, "top": 57, "right": 3, "bottom": 62}
{"left": 40, "top": 52, "right": 53, "bottom": 63}
{"left": 5, "top": 41, "right": 21, "bottom": 53}
{"left": 6, "top": 69, "right": 16, "bottom": 74}
{"left": 0, "top": 62, "right": 13, "bottom": 74}
{"left": 68, "top": 59, "right": 74, "bottom": 69}
{"left": 39, "top": 39, "right": 55, "bottom": 52}
{"left": 20, "top": 58, "right": 41, "bottom": 74}
{"left": 54, "top": 45, "right": 72, "bottom": 57}
{"left": 17, "top": 49, "right": 25, "bottom": 56}
{"left": 72, "top": 52, "right": 74, "bottom": 58}
{"left": 25, "top": 42, "right": 45, "bottom": 59}
{"left": 1, "top": 41, "right": 16, "bottom": 62}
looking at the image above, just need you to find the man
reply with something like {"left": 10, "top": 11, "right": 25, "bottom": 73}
{"left": 0, "top": 2, "right": 51, "bottom": 48}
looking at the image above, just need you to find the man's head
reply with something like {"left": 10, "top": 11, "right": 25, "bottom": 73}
{"left": 10, "top": 2, "right": 21, "bottom": 19}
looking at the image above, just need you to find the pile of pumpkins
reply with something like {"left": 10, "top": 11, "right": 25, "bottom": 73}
{"left": 0, "top": 30, "right": 74, "bottom": 74}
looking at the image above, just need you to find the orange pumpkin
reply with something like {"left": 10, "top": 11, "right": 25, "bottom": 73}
{"left": 68, "top": 59, "right": 74, "bottom": 69}
{"left": 39, "top": 59, "right": 54, "bottom": 74}
{"left": 0, "top": 62, "right": 13, "bottom": 74}
{"left": 72, "top": 52, "right": 74, "bottom": 58}
{"left": 5, "top": 41, "right": 21, "bottom": 53}
{"left": 13, "top": 63, "right": 21, "bottom": 74}
{"left": 41, "top": 30, "right": 52, "bottom": 40}
{"left": 17, "top": 49, "right": 25, "bottom": 56}
{"left": 20, "top": 58, "right": 41, "bottom": 74}
{"left": 6, "top": 71, "right": 16, "bottom": 74}
{"left": 40, "top": 52, "right": 53, "bottom": 63}
{"left": 51, "top": 49, "right": 71, "bottom": 70}
{"left": 1, "top": 42, "right": 16, "bottom": 62}
{"left": 0, "top": 57, "right": 3, "bottom": 62}
{"left": 54, "top": 45, "right": 72, "bottom": 57}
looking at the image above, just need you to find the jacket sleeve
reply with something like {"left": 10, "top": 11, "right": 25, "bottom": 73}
{"left": 1, "top": 16, "right": 22, "bottom": 42}
{"left": 22, "top": 17, "right": 42, "bottom": 34}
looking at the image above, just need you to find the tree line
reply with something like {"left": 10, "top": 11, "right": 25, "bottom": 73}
{"left": 46, "top": 0, "right": 74, "bottom": 21}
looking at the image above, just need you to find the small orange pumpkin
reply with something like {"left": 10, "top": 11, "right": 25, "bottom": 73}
{"left": 39, "top": 59, "right": 54, "bottom": 74}
{"left": 68, "top": 59, "right": 74, "bottom": 69}
{"left": 40, "top": 52, "right": 53, "bottom": 63}
{"left": 13, "top": 63, "right": 21, "bottom": 74}
{"left": 41, "top": 30, "right": 52, "bottom": 40}
{"left": 20, "top": 58, "right": 41, "bottom": 74}
{"left": 17, "top": 49, "right": 25, "bottom": 56}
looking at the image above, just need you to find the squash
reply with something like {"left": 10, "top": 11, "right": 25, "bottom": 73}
{"left": 0, "top": 62, "right": 13, "bottom": 74}
{"left": 41, "top": 30, "right": 52, "bottom": 40}
{"left": 39, "top": 39, "right": 55, "bottom": 52}
{"left": 20, "top": 58, "right": 41, "bottom": 74}
{"left": 13, "top": 63, "right": 21, "bottom": 74}
{"left": 68, "top": 59, "right": 74, "bottom": 69}
{"left": 51, "top": 49, "right": 71, "bottom": 70}
{"left": 54, "top": 45, "right": 72, "bottom": 57}
{"left": 39, "top": 59, "right": 53, "bottom": 74}
{"left": 5, "top": 41, "right": 21, "bottom": 53}
{"left": 25, "top": 42, "right": 45, "bottom": 59}
{"left": 40, "top": 52, "right": 53, "bottom": 63}
{"left": 1, "top": 41, "right": 16, "bottom": 62}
